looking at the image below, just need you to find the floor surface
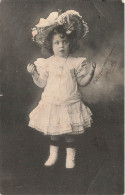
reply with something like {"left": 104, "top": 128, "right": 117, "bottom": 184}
{"left": 0, "top": 121, "right": 124, "bottom": 194}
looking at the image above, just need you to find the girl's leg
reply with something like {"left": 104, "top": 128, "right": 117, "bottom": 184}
{"left": 65, "top": 135, "right": 75, "bottom": 143}
{"left": 44, "top": 135, "right": 60, "bottom": 166}
{"left": 65, "top": 135, "right": 77, "bottom": 169}
{"left": 51, "top": 135, "right": 60, "bottom": 141}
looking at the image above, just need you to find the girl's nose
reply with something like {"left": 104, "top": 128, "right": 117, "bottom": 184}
{"left": 59, "top": 42, "right": 64, "bottom": 47}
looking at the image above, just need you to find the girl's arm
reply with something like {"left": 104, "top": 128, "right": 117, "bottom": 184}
{"left": 77, "top": 62, "right": 96, "bottom": 87}
{"left": 27, "top": 64, "right": 46, "bottom": 88}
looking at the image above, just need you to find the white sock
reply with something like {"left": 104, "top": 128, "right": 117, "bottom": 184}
{"left": 66, "top": 147, "right": 76, "bottom": 169}
{"left": 44, "top": 145, "right": 59, "bottom": 166}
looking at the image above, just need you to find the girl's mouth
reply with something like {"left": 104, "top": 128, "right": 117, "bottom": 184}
{"left": 59, "top": 49, "right": 64, "bottom": 52}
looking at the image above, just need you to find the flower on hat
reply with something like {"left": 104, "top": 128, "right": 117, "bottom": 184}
{"left": 32, "top": 11, "right": 60, "bottom": 41}
{"left": 47, "top": 12, "right": 59, "bottom": 24}
{"left": 57, "top": 10, "right": 89, "bottom": 37}
{"left": 36, "top": 12, "right": 59, "bottom": 28}
{"left": 36, "top": 18, "right": 48, "bottom": 28}
{"left": 32, "top": 28, "right": 38, "bottom": 40}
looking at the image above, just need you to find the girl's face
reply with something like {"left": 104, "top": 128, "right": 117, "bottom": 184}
{"left": 52, "top": 34, "right": 69, "bottom": 57}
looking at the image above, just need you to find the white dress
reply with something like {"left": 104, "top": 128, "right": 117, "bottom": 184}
{"left": 28, "top": 55, "right": 93, "bottom": 135}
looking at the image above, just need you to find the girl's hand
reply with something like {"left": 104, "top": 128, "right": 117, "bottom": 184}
{"left": 75, "top": 60, "right": 87, "bottom": 75}
{"left": 89, "top": 62, "right": 96, "bottom": 75}
{"left": 27, "top": 63, "right": 36, "bottom": 75}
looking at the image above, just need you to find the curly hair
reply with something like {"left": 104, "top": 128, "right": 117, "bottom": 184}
{"left": 43, "top": 25, "right": 79, "bottom": 54}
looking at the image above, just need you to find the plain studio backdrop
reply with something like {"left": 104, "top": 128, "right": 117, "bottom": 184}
{"left": 0, "top": 0, "right": 124, "bottom": 194}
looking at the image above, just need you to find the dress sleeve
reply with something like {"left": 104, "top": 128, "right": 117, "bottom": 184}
{"left": 74, "top": 57, "right": 88, "bottom": 78}
{"left": 34, "top": 58, "right": 48, "bottom": 81}
{"left": 32, "top": 58, "right": 49, "bottom": 88}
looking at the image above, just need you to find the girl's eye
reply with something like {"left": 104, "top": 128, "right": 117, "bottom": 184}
{"left": 55, "top": 41, "right": 59, "bottom": 45}
{"left": 63, "top": 40, "right": 68, "bottom": 44}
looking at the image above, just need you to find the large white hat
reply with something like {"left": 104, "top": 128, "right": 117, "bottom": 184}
{"left": 32, "top": 9, "right": 89, "bottom": 50}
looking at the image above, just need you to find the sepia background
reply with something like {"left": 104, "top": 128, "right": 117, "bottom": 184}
{"left": 0, "top": 0, "right": 124, "bottom": 194}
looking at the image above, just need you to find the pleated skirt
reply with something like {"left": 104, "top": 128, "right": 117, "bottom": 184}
{"left": 28, "top": 100, "right": 93, "bottom": 135}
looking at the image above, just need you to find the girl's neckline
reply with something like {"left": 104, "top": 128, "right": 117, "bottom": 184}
{"left": 53, "top": 55, "right": 69, "bottom": 66}
{"left": 53, "top": 55, "right": 69, "bottom": 60}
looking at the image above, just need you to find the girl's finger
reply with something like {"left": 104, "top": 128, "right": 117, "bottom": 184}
{"left": 27, "top": 64, "right": 32, "bottom": 71}
{"left": 27, "top": 64, "right": 32, "bottom": 70}
{"left": 27, "top": 64, "right": 30, "bottom": 70}
{"left": 28, "top": 63, "right": 32, "bottom": 67}
{"left": 32, "top": 67, "right": 36, "bottom": 74}
{"left": 30, "top": 65, "right": 34, "bottom": 70}
{"left": 30, "top": 64, "right": 34, "bottom": 68}
{"left": 27, "top": 66, "right": 31, "bottom": 72}
{"left": 30, "top": 67, "right": 34, "bottom": 73}
{"left": 81, "top": 61, "right": 87, "bottom": 67}
{"left": 92, "top": 62, "right": 96, "bottom": 68}
{"left": 27, "top": 66, "right": 34, "bottom": 73}
{"left": 28, "top": 63, "right": 34, "bottom": 68}
{"left": 30, "top": 65, "right": 35, "bottom": 71}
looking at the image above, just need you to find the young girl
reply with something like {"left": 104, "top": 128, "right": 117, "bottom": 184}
{"left": 27, "top": 10, "right": 96, "bottom": 169}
